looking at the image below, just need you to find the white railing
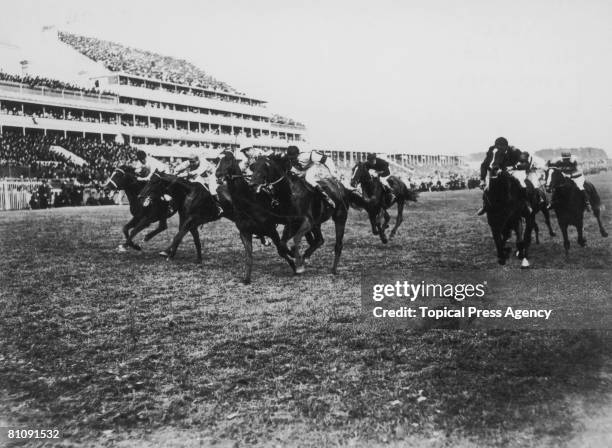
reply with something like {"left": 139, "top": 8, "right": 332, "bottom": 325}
{"left": 0, "top": 80, "right": 117, "bottom": 105}
{"left": 0, "top": 180, "right": 40, "bottom": 211}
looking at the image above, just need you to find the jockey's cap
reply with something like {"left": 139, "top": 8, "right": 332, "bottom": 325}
{"left": 189, "top": 153, "right": 199, "bottom": 162}
{"left": 136, "top": 149, "right": 146, "bottom": 160}
{"left": 239, "top": 146, "right": 253, "bottom": 154}
{"left": 367, "top": 153, "right": 377, "bottom": 161}
{"left": 220, "top": 149, "right": 234, "bottom": 158}
{"left": 286, "top": 146, "right": 300, "bottom": 157}
{"left": 494, "top": 137, "right": 508, "bottom": 148}
{"left": 561, "top": 151, "right": 571, "bottom": 159}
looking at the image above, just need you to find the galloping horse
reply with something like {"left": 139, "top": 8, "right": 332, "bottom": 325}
{"left": 350, "top": 162, "right": 418, "bottom": 243}
{"left": 138, "top": 171, "right": 221, "bottom": 263}
{"left": 545, "top": 167, "right": 607, "bottom": 254}
{"left": 484, "top": 166, "right": 534, "bottom": 267}
{"left": 105, "top": 165, "right": 174, "bottom": 251}
{"left": 215, "top": 154, "right": 297, "bottom": 283}
{"left": 250, "top": 155, "right": 352, "bottom": 275}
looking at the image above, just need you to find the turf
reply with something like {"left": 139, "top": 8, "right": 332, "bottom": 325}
{"left": 0, "top": 173, "right": 611, "bottom": 447}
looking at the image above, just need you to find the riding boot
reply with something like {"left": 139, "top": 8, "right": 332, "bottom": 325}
{"left": 316, "top": 186, "right": 335, "bottom": 208}
{"left": 582, "top": 190, "right": 592, "bottom": 212}
{"left": 212, "top": 194, "right": 224, "bottom": 216}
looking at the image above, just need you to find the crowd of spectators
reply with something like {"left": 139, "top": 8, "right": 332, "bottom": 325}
{"left": 271, "top": 114, "right": 305, "bottom": 128}
{"left": 59, "top": 31, "right": 237, "bottom": 94}
{"left": 0, "top": 70, "right": 114, "bottom": 96}
{"left": 0, "top": 132, "right": 137, "bottom": 183}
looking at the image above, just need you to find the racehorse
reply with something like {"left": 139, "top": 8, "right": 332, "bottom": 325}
{"left": 545, "top": 167, "right": 607, "bottom": 254}
{"left": 215, "top": 154, "right": 298, "bottom": 283}
{"left": 483, "top": 166, "right": 534, "bottom": 267}
{"left": 138, "top": 171, "right": 221, "bottom": 263}
{"left": 105, "top": 166, "right": 174, "bottom": 251}
{"left": 250, "top": 155, "right": 353, "bottom": 274}
{"left": 350, "top": 162, "right": 418, "bottom": 243}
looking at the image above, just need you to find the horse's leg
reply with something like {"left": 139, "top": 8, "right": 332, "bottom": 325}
{"left": 534, "top": 218, "right": 540, "bottom": 244}
{"left": 521, "top": 217, "right": 532, "bottom": 268}
{"left": 389, "top": 200, "right": 404, "bottom": 239}
{"left": 577, "top": 219, "right": 586, "bottom": 247}
{"left": 268, "top": 229, "right": 296, "bottom": 273}
{"left": 377, "top": 209, "right": 388, "bottom": 244}
{"left": 382, "top": 209, "right": 390, "bottom": 230}
{"left": 303, "top": 226, "right": 324, "bottom": 260}
{"left": 292, "top": 218, "right": 312, "bottom": 274}
{"left": 592, "top": 206, "right": 608, "bottom": 237}
{"left": 492, "top": 229, "right": 506, "bottom": 265}
{"left": 189, "top": 226, "right": 203, "bottom": 262}
{"left": 162, "top": 217, "right": 193, "bottom": 259}
{"left": 143, "top": 218, "right": 167, "bottom": 242}
{"left": 120, "top": 216, "right": 137, "bottom": 251}
{"left": 127, "top": 217, "right": 154, "bottom": 250}
{"left": 561, "top": 223, "right": 570, "bottom": 255}
{"left": 541, "top": 206, "right": 556, "bottom": 237}
{"left": 239, "top": 231, "right": 253, "bottom": 284}
{"left": 369, "top": 211, "right": 379, "bottom": 235}
{"left": 331, "top": 212, "right": 347, "bottom": 275}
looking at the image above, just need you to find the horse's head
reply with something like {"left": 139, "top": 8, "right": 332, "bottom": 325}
{"left": 105, "top": 165, "right": 136, "bottom": 190}
{"left": 215, "top": 152, "right": 242, "bottom": 180}
{"left": 350, "top": 162, "right": 368, "bottom": 188}
{"left": 250, "top": 156, "right": 286, "bottom": 191}
{"left": 545, "top": 166, "right": 565, "bottom": 193}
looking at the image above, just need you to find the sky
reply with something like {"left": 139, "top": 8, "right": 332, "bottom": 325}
{"left": 1, "top": 0, "right": 611, "bottom": 155}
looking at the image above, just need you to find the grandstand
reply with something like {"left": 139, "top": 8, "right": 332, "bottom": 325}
{"left": 1, "top": 27, "right": 476, "bottom": 209}
{"left": 0, "top": 28, "right": 307, "bottom": 164}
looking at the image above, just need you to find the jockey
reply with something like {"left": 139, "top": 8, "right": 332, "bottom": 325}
{"left": 133, "top": 150, "right": 173, "bottom": 205}
{"left": 547, "top": 151, "right": 591, "bottom": 211}
{"left": 238, "top": 146, "right": 271, "bottom": 174}
{"left": 174, "top": 153, "right": 223, "bottom": 214}
{"left": 134, "top": 150, "right": 168, "bottom": 181}
{"left": 285, "top": 145, "right": 337, "bottom": 208}
{"left": 477, "top": 137, "right": 533, "bottom": 215}
{"left": 364, "top": 153, "right": 395, "bottom": 201}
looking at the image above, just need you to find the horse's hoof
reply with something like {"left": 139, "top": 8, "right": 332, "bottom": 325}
{"left": 550, "top": 232, "right": 556, "bottom": 237}
{"left": 117, "top": 245, "right": 127, "bottom": 253}
{"left": 515, "top": 250, "right": 520, "bottom": 258}
{"left": 602, "top": 231, "right": 608, "bottom": 238}
{"left": 578, "top": 240, "right": 586, "bottom": 247}
{"left": 132, "top": 244, "right": 142, "bottom": 251}
{"left": 242, "top": 278, "right": 251, "bottom": 285}
{"left": 159, "top": 251, "right": 169, "bottom": 257}
{"left": 295, "top": 265, "right": 305, "bottom": 274}
{"left": 520, "top": 258, "right": 530, "bottom": 269}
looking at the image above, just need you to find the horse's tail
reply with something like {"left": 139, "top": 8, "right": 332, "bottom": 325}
{"left": 584, "top": 181, "right": 601, "bottom": 208}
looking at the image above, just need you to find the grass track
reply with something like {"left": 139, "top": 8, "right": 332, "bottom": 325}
{"left": 1, "top": 173, "right": 611, "bottom": 447}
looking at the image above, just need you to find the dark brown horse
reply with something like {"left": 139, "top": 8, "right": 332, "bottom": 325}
{"left": 545, "top": 167, "right": 607, "bottom": 254}
{"left": 105, "top": 166, "right": 174, "bottom": 251}
{"left": 350, "top": 162, "right": 418, "bottom": 243}
{"left": 138, "top": 172, "right": 221, "bottom": 263}
{"left": 215, "top": 154, "right": 297, "bottom": 283}
{"left": 484, "top": 166, "right": 534, "bottom": 267}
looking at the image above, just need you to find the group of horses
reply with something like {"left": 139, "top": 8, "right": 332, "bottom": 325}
{"left": 484, "top": 153, "right": 608, "bottom": 268}
{"left": 105, "top": 151, "right": 607, "bottom": 283}
{"left": 106, "top": 153, "right": 418, "bottom": 283}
